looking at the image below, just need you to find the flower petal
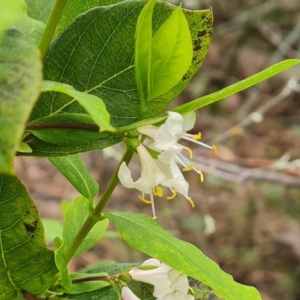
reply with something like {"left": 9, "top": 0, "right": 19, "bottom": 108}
{"left": 165, "top": 111, "right": 185, "bottom": 137}
{"left": 121, "top": 286, "right": 141, "bottom": 300}
{"left": 182, "top": 111, "right": 196, "bottom": 132}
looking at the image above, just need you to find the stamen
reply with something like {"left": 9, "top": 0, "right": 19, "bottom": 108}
{"left": 193, "top": 132, "right": 201, "bottom": 140}
{"left": 188, "top": 197, "right": 195, "bottom": 208}
{"left": 212, "top": 144, "right": 218, "bottom": 154}
{"left": 198, "top": 169, "right": 204, "bottom": 182}
{"left": 167, "top": 189, "right": 177, "bottom": 200}
{"left": 184, "top": 147, "right": 193, "bottom": 159}
{"left": 150, "top": 193, "right": 156, "bottom": 219}
{"left": 153, "top": 186, "right": 163, "bottom": 197}
{"left": 138, "top": 195, "right": 152, "bottom": 204}
{"left": 183, "top": 163, "right": 193, "bottom": 172}
{"left": 189, "top": 287, "right": 195, "bottom": 295}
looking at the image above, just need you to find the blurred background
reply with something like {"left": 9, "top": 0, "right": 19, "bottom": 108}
{"left": 16, "top": 0, "right": 300, "bottom": 299}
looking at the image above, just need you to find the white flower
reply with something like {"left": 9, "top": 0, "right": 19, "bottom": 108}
{"left": 129, "top": 259, "right": 194, "bottom": 300}
{"left": 118, "top": 144, "right": 165, "bottom": 218}
{"left": 121, "top": 285, "right": 141, "bottom": 300}
{"left": 156, "top": 158, "right": 193, "bottom": 206}
{"left": 138, "top": 111, "right": 217, "bottom": 205}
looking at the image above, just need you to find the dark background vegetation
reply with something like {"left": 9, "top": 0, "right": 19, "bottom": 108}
{"left": 15, "top": 0, "right": 300, "bottom": 299}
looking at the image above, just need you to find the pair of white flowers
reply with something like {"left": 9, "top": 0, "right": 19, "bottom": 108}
{"left": 118, "top": 111, "right": 216, "bottom": 218}
{"left": 121, "top": 259, "right": 194, "bottom": 300}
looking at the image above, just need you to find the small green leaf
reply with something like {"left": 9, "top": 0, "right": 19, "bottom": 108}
{"left": 42, "top": 81, "right": 115, "bottom": 132}
{"left": 150, "top": 4, "right": 193, "bottom": 100}
{"left": 0, "top": 29, "right": 42, "bottom": 174}
{"left": 54, "top": 237, "right": 72, "bottom": 291}
{"left": 22, "top": 134, "right": 121, "bottom": 157}
{"left": 0, "top": 174, "right": 58, "bottom": 299}
{"left": 42, "top": 219, "right": 63, "bottom": 243}
{"left": 135, "top": 0, "right": 155, "bottom": 111}
{"left": 63, "top": 196, "right": 109, "bottom": 256}
{"left": 49, "top": 154, "right": 99, "bottom": 201}
{"left": 17, "top": 141, "right": 33, "bottom": 153}
{"left": 10, "top": 1, "right": 45, "bottom": 46}
{"left": 0, "top": 0, "right": 23, "bottom": 40}
{"left": 26, "top": 112, "right": 109, "bottom": 146}
{"left": 107, "top": 212, "right": 261, "bottom": 300}
{"left": 54, "top": 272, "right": 110, "bottom": 294}
{"left": 28, "top": 128, "right": 108, "bottom": 146}
{"left": 25, "top": 0, "right": 55, "bottom": 24}
{"left": 62, "top": 263, "right": 141, "bottom": 300}
{"left": 174, "top": 59, "right": 300, "bottom": 114}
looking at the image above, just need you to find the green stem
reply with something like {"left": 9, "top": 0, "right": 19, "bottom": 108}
{"left": 64, "top": 147, "right": 134, "bottom": 264}
{"left": 38, "top": 0, "right": 68, "bottom": 60}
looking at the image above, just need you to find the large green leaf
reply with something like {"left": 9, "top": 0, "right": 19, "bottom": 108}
{"left": 63, "top": 196, "right": 109, "bottom": 256}
{"left": 25, "top": 0, "right": 55, "bottom": 24}
{"left": 0, "top": 174, "right": 58, "bottom": 299}
{"left": 0, "top": 29, "right": 42, "bottom": 173}
{"left": 49, "top": 154, "right": 99, "bottom": 201}
{"left": 56, "top": 0, "right": 125, "bottom": 36}
{"left": 107, "top": 212, "right": 261, "bottom": 300}
{"left": 27, "top": 0, "right": 212, "bottom": 157}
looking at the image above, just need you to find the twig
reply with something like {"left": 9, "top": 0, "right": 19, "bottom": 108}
{"left": 194, "top": 156, "right": 300, "bottom": 188}
{"left": 211, "top": 77, "right": 299, "bottom": 144}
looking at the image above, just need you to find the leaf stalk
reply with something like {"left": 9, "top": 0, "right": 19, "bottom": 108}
{"left": 38, "top": 0, "right": 68, "bottom": 60}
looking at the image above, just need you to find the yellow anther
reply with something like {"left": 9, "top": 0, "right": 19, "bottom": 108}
{"left": 188, "top": 197, "right": 195, "bottom": 208}
{"left": 153, "top": 186, "right": 163, "bottom": 197}
{"left": 189, "top": 287, "right": 195, "bottom": 295}
{"left": 167, "top": 189, "right": 177, "bottom": 200}
{"left": 198, "top": 169, "right": 204, "bottom": 182}
{"left": 193, "top": 132, "right": 201, "bottom": 140}
{"left": 212, "top": 144, "right": 218, "bottom": 154}
{"left": 185, "top": 147, "right": 193, "bottom": 159}
{"left": 152, "top": 216, "right": 157, "bottom": 220}
{"left": 183, "top": 163, "right": 193, "bottom": 172}
{"left": 138, "top": 195, "right": 152, "bottom": 204}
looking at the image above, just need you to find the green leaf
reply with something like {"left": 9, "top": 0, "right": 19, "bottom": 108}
{"left": 42, "top": 81, "right": 115, "bottom": 132}
{"left": 0, "top": 29, "right": 42, "bottom": 174}
{"left": 150, "top": 4, "right": 193, "bottom": 100}
{"left": 28, "top": 1, "right": 212, "bottom": 156}
{"left": 135, "top": 0, "right": 155, "bottom": 110}
{"left": 27, "top": 113, "right": 109, "bottom": 146}
{"left": 174, "top": 59, "right": 300, "bottom": 114}
{"left": 29, "top": 128, "right": 108, "bottom": 146}
{"left": 0, "top": 174, "right": 58, "bottom": 299}
{"left": 54, "top": 272, "right": 110, "bottom": 294}
{"left": 62, "top": 263, "right": 141, "bottom": 299}
{"left": 0, "top": 0, "right": 23, "bottom": 40}
{"left": 22, "top": 134, "right": 121, "bottom": 157}
{"left": 56, "top": 0, "right": 125, "bottom": 36}
{"left": 42, "top": 218, "right": 63, "bottom": 243}
{"left": 25, "top": 0, "right": 55, "bottom": 24}
{"left": 54, "top": 237, "right": 72, "bottom": 291}
{"left": 107, "top": 212, "right": 261, "bottom": 300}
{"left": 49, "top": 154, "right": 99, "bottom": 201}
{"left": 11, "top": 1, "right": 45, "bottom": 45}
{"left": 63, "top": 196, "right": 109, "bottom": 256}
